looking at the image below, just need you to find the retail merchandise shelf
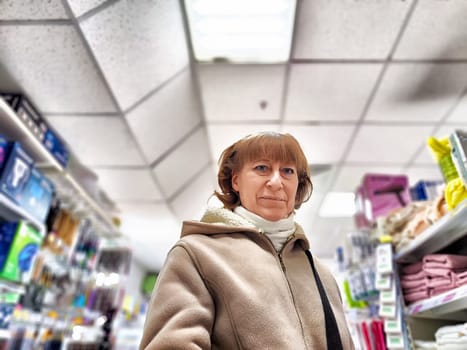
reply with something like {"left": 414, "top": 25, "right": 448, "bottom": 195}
{"left": 0, "top": 97, "right": 117, "bottom": 235}
{"left": 406, "top": 285, "right": 467, "bottom": 321}
{"left": 395, "top": 200, "right": 467, "bottom": 263}
{"left": 0, "top": 279, "right": 25, "bottom": 294}
{"left": 0, "top": 193, "right": 46, "bottom": 236}
{"left": 0, "top": 98, "right": 63, "bottom": 170}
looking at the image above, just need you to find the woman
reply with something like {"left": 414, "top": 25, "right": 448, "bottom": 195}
{"left": 140, "top": 132, "right": 354, "bottom": 349}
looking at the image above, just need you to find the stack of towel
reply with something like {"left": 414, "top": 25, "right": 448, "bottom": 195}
{"left": 400, "top": 254, "right": 467, "bottom": 304}
{"left": 435, "top": 323, "right": 467, "bottom": 350}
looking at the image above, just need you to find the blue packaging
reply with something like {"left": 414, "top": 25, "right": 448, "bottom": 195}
{"left": 0, "top": 142, "right": 34, "bottom": 204}
{"left": 0, "top": 222, "right": 16, "bottom": 271}
{"left": 18, "top": 167, "right": 55, "bottom": 222}
{"left": 410, "top": 180, "right": 444, "bottom": 201}
{"left": 0, "top": 135, "right": 10, "bottom": 170}
{"left": 43, "top": 129, "right": 69, "bottom": 167}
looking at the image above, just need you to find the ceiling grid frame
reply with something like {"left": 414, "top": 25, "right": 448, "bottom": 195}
{"left": 323, "top": 0, "right": 421, "bottom": 193}
{"left": 60, "top": 0, "right": 177, "bottom": 218}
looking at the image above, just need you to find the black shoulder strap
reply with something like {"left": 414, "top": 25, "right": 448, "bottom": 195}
{"left": 305, "top": 250, "right": 344, "bottom": 350}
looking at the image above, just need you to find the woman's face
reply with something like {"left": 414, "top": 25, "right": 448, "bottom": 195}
{"left": 232, "top": 158, "right": 299, "bottom": 221}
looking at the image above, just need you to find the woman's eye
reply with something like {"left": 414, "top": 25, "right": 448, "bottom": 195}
{"left": 282, "top": 168, "right": 295, "bottom": 175}
{"left": 254, "top": 165, "right": 268, "bottom": 172}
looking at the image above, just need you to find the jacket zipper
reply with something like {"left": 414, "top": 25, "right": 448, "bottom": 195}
{"left": 258, "top": 230, "right": 309, "bottom": 349}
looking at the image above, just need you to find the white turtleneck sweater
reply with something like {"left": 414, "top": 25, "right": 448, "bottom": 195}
{"left": 234, "top": 206, "right": 296, "bottom": 252}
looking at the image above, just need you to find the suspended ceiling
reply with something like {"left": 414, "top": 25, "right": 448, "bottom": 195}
{"left": 1, "top": 0, "right": 466, "bottom": 271}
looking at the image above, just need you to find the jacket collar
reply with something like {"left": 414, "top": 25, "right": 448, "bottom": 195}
{"left": 181, "top": 207, "right": 310, "bottom": 250}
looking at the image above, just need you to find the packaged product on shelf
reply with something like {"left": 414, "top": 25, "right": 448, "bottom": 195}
{"left": 361, "top": 174, "right": 411, "bottom": 224}
{"left": 410, "top": 180, "right": 444, "bottom": 201}
{"left": 0, "top": 221, "right": 44, "bottom": 282}
{"left": 42, "top": 129, "right": 69, "bottom": 167}
{"left": 17, "top": 167, "right": 54, "bottom": 223}
{"left": 0, "top": 92, "right": 47, "bottom": 142}
{"left": 0, "top": 135, "right": 8, "bottom": 168}
{"left": 449, "top": 129, "right": 467, "bottom": 188}
{"left": 0, "top": 222, "right": 17, "bottom": 271}
{"left": 0, "top": 142, "right": 34, "bottom": 205}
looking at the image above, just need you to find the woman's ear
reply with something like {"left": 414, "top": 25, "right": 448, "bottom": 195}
{"left": 232, "top": 172, "right": 239, "bottom": 192}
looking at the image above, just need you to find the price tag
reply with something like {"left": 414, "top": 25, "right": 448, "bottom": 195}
{"left": 386, "top": 335, "right": 404, "bottom": 349}
{"left": 384, "top": 318, "right": 401, "bottom": 334}
{"left": 380, "top": 283, "right": 396, "bottom": 304}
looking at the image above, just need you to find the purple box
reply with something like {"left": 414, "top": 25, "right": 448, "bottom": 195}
{"left": 361, "top": 174, "right": 411, "bottom": 222}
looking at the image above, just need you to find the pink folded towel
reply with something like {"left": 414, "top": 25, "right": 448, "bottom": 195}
{"left": 426, "top": 275, "right": 456, "bottom": 288}
{"left": 404, "top": 289, "right": 430, "bottom": 303}
{"left": 423, "top": 266, "right": 465, "bottom": 277}
{"left": 401, "top": 269, "right": 426, "bottom": 281}
{"left": 423, "top": 254, "right": 467, "bottom": 269}
{"left": 402, "top": 261, "right": 423, "bottom": 274}
{"left": 430, "top": 285, "right": 456, "bottom": 296}
{"left": 401, "top": 278, "right": 426, "bottom": 289}
{"left": 456, "top": 271, "right": 467, "bottom": 286}
{"left": 403, "top": 285, "right": 428, "bottom": 294}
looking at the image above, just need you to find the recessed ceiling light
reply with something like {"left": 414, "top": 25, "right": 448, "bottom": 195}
{"left": 184, "top": 0, "right": 296, "bottom": 63}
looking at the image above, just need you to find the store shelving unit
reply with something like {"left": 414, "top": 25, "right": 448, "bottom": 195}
{"left": 406, "top": 285, "right": 467, "bottom": 321}
{"left": 395, "top": 200, "right": 467, "bottom": 263}
{"left": 0, "top": 97, "right": 117, "bottom": 234}
{"left": 0, "top": 193, "right": 46, "bottom": 236}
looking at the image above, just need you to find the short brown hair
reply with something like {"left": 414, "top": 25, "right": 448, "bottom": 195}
{"left": 214, "top": 132, "right": 313, "bottom": 210}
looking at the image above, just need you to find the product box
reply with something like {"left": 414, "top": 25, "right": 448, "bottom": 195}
{"left": 0, "top": 222, "right": 17, "bottom": 271}
{"left": 410, "top": 180, "right": 444, "bottom": 201}
{"left": 42, "top": 129, "right": 69, "bottom": 167}
{"left": 361, "top": 174, "right": 411, "bottom": 223}
{"left": 354, "top": 185, "right": 372, "bottom": 229}
{"left": 0, "top": 221, "right": 44, "bottom": 282}
{"left": 0, "top": 92, "right": 47, "bottom": 141}
{"left": 17, "top": 167, "right": 55, "bottom": 223}
{"left": 0, "top": 135, "right": 10, "bottom": 171}
{"left": 449, "top": 129, "right": 467, "bottom": 188}
{"left": 0, "top": 142, "right": 34, "bottom": 204}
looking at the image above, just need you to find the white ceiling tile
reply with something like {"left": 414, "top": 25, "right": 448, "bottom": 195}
{"left": 46, "top": 116, "right": 146, "bottom": 166}
{"left": 293, "top": 0, "right": 411, "bottom": 59}
{"left": 93, "top": 168, "right": 162, "bottom": 201}
{"left": 67, "top": 0, "right": 107, "bottom": 17}
{"left": 125, "top": 70, "right": 202, "bottom": 163}
{"left": 80, "top": 0, "right": 189, "bottom": 109}
{"left": 119, "top": 203, "right": 180, "bottom": 271}
{"left": 347, "top": 125, "right": 434, "bottom": 163}
{"left": 414, "top": 124, "right": 467, "bottom": 165}
{"left": 170, "top": 166, "right": 217, "bottom": 221}
{"left": 285, "top": 64, "right": 382, "bottom": 121}
{"left": 207, "top": 124, "right": 280, "bottom": 162}
{"left": 0, "top": 1, "right": 67, "bottom": 19}
{"left": 332, "top": 165, "right": 404, "bottom": 193}
{"left": 404, "top": 166, "right": 443, "bottom": 186}
{"left": 199, "top": 64, "right": 285, "bottom": 121}
{"left": 394, "top": 1, "right": 467, "bottom": 59}
{"left": 366, "top": 63, "right": 467, "bottom": 122}
{"left": 281, "top": 125, "right": 356, "bottom": 164}
{"left": 0, "top": 25, "right": 116, "bottom": 113}
{"left": 448, "top": 94, "right": 467, "bottom": 122}
{"left": 153, "top": 128, "right": 211, "bottom": 198}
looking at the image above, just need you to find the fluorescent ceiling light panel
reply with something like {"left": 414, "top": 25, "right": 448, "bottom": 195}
{"left": 319, "top": 192, "right": 356, "bottom": 218}
{"left": 185, "top": 0, "right": 296, "bottom": 63}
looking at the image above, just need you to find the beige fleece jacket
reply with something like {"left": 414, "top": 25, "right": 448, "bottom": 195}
{"left": 139, "top": 208, "right": 355, "bottom": 350}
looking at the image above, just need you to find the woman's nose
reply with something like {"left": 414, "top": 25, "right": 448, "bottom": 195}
{"left": 267, "top": 170, "right": 283, "bottom": 189}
